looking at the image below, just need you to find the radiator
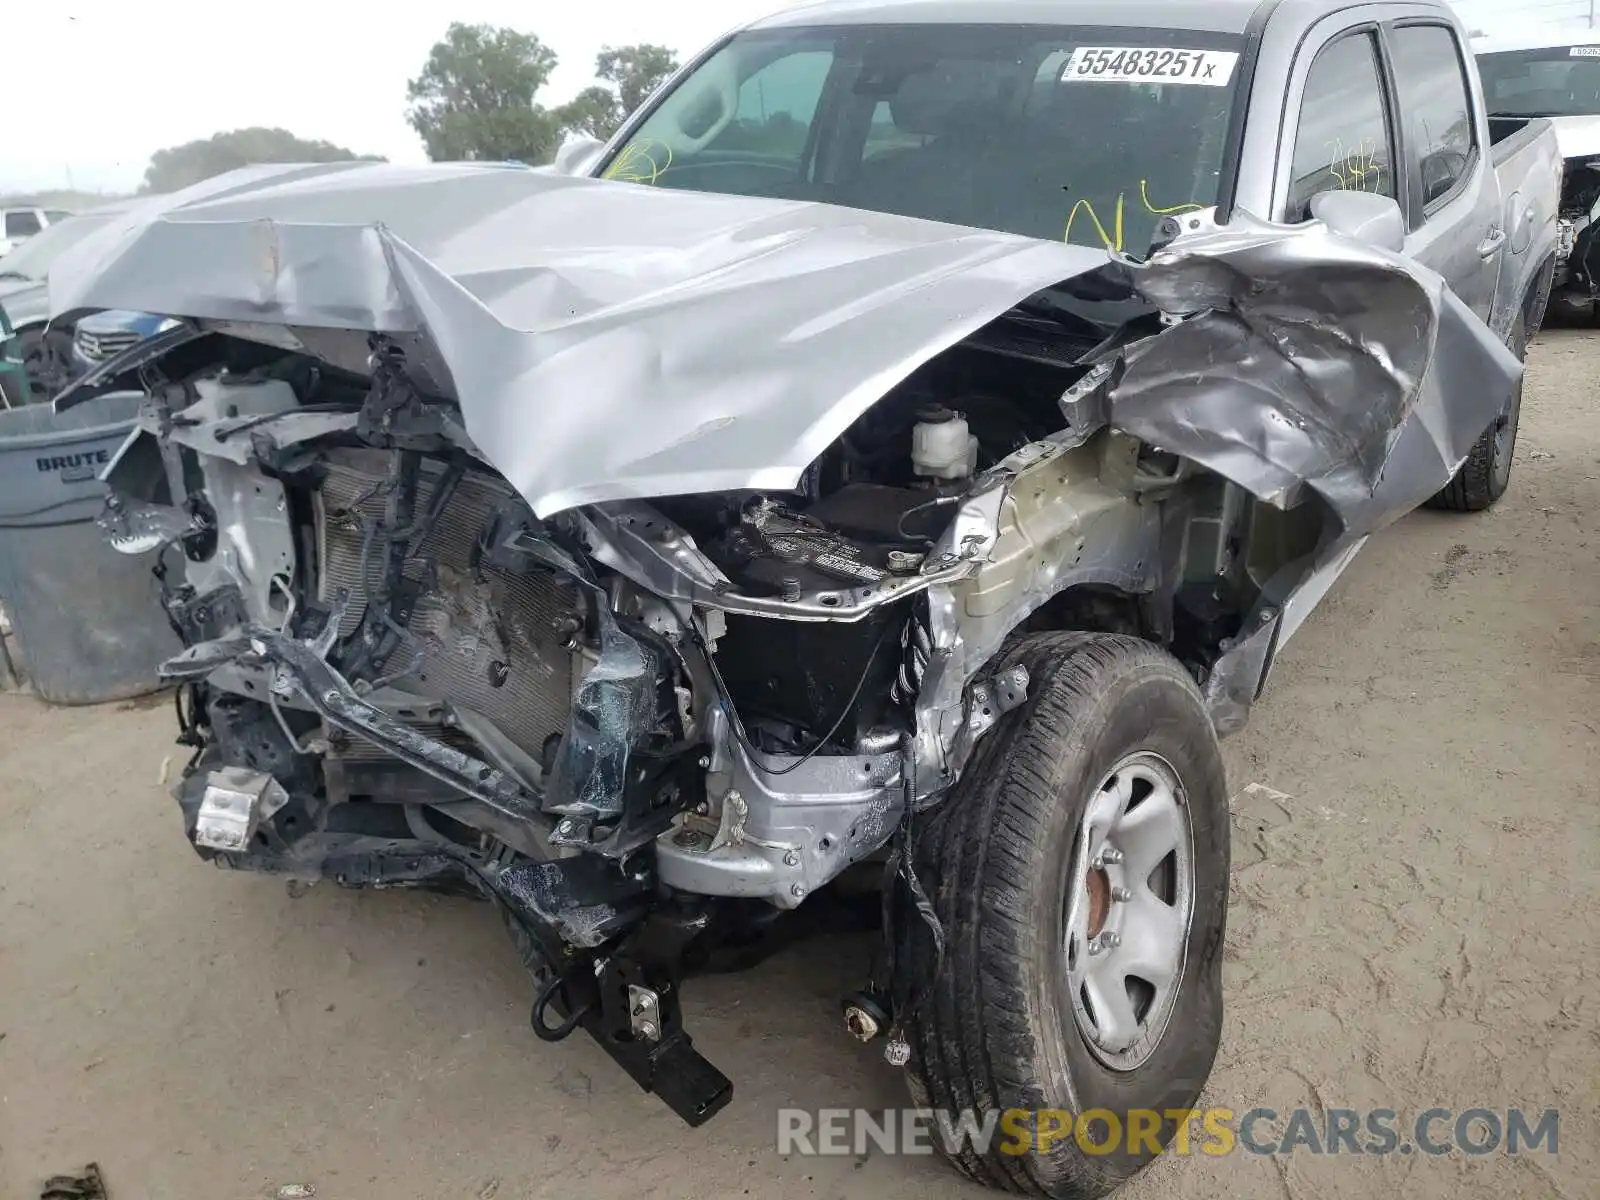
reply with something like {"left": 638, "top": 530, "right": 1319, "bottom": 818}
{"left": 314, "top": 449, "right": 579, "bottom": 760}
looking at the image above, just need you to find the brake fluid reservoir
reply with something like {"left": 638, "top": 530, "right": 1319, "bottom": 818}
{"left": 911, "top": 406, "right": 978, "bottom": 479}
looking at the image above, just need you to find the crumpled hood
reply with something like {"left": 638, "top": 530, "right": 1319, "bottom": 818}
{"left": 48, "top": 161, "right": 1517, "bottom": 535}
{"left": 49, "top": 162, "right": 1117, "bottom": 513}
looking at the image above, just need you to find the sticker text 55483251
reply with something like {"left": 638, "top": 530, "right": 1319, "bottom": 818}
{"left": 1062, "top": 47, "right": 1240, "bottom": 87}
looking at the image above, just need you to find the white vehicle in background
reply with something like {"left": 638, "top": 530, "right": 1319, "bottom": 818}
{"left": 1477, "top": 29, "right": 1600, "bottom": 316}
{"left": 0, "top": 206, "right": 73, "bottom": 257}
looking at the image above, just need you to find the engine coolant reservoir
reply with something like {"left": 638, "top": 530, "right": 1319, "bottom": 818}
{"left": 911, "top": 406, "right": 978, "bottom": 480}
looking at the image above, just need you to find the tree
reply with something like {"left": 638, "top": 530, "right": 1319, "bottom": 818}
{"left": 558, "top": 44, "right": 680, "bottom": 141}
{"left": 598, "top": 44, "right": 681, "bottom": 125}
{"left": 142, "top": 128, "right": 380, "bottom": 193}
{"left": 558, "top": 86, "right": 623, "bottom": 142}
{"left": 407, "top": 23, "right": 566, "bottom": 164}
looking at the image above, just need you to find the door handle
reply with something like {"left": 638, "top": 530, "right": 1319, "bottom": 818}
{"left": 1477, "top": 228, "right": 1507, "bottom": 259}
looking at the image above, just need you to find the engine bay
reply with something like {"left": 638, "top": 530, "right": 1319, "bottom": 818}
{"left": 91, "top": 313, "right": 1289, "bottom": 1125}
{"left": 98, "top": 310, "right": 1284, "bottom": 839}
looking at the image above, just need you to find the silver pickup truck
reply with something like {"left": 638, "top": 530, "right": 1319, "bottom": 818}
{"left": 1476, "top": 29, "right": 1600, "bottom": 318}
{"left": 56, "top": 0, "right": 1554, "bottom": 1196}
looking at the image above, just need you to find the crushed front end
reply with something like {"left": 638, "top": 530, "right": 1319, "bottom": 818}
{"left": 97, "top": 331, "right": 1094, "bottom": 1126}
{"left": 74, "top": 164, "right": 1520, "bottom": 1131}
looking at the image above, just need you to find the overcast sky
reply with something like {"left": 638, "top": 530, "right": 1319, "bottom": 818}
{"left": 5, "top": 0, "right": 786, "bottom": 195}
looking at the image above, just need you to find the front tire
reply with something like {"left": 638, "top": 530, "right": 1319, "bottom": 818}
{"left": 901, "top": 632, "right": 1229, "bottom": 1198}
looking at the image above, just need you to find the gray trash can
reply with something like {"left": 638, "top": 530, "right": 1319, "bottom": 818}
{"left": 0, "top": 391, "right": 182, "bottom": 704}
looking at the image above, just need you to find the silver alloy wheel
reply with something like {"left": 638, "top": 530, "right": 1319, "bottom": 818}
{"left": 1064, "top": 751, "right": 1195, "bottom": 1071}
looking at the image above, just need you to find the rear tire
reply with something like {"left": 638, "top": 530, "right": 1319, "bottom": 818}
{"left": 901, "top": 632, "right": 1229, "bottom": 1198}
{"left": 1426, "top": 313, "right": 1526, "bottom": 513}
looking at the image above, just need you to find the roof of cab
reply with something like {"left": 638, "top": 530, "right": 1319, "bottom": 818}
{"left": 747, "top": 0, "right": 1461, "bottom": 36}
{"left": 747, "top": 0, "right": 1274, "bottom": 35}
{"left": 1472, "top": 28, "right": 1600, "bottom": 56}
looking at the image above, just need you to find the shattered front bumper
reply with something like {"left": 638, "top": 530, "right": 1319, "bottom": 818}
{"left": 166, "top": 624, "right": 737, "bottom": 1126}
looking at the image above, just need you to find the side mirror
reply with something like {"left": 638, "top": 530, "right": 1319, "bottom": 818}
{"left": 1309, "top": 190, "right": 1405, "bottom": 252}
{"left": 552, "top": 136, "right": 605, "bottom": 178}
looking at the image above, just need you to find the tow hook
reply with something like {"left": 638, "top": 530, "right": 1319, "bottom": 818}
{"left": 528, "top": 940, "right": 734, "bottom": 1128}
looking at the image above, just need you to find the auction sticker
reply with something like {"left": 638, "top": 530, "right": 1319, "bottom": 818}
{"left": 1570, "top": 45, "right": 1600, "bottom": 57}
{"left": 1062, "top": 47, "right": 1240, "bottom": 85}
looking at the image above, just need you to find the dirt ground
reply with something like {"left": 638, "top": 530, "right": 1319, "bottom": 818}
{"left": 1, "top": 333, "right": 1596, "bottom": 1200}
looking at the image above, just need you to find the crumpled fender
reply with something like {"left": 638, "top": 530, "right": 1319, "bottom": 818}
{"left": 1115, "top": 211, "right": 1520, "bottom": 540}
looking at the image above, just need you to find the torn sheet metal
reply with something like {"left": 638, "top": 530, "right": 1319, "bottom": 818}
{"left": 50, "top": 163, "right": 1517, "bottom": 535}
{"left": 1114, "top": 212, "right": 1522, "bottom": 538}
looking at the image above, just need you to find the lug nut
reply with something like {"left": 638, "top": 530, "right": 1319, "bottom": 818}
{"left": 1087, "top": 931, "right": 1122, "bottom": 956}
{"left": 1095, "top": 846, "right": 1124, "bottom": 867}
{"left": 1111, "top": 886, "right": 1133, "bottom": 902}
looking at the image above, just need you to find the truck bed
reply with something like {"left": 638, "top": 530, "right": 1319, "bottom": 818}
{"left": 1488, "top": 115, "right": 1555, "bottom": 160}
{"left": 1485, "top": 115, "right": 1561, "bottom": 337}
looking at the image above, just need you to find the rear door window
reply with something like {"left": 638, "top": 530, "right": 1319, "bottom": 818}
{"left": 1287, "top": 32, "right": 1397, "bottom": 221}
{"left": 4, "top": 210, "right": 42, "bottom": 238}
{"left": 1388, "top": 24, "right": 1477, "bottom": 212}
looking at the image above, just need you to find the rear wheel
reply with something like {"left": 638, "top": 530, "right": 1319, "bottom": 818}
{"left": 1427, "top": 313, "right": 1526, "bottom": 512}
{"left": 901, "top": 632, "right": 1229, "bottom": 1198}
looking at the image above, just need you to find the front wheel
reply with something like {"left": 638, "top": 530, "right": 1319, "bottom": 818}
{"left": 901, "top": 632, "right": 1229, "bottom": 1198}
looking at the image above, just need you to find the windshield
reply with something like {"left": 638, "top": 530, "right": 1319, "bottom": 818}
{"left": 1478, "top": 46, "right": 1600, "bottom": 117}
{"left": 0, "top": 212, "right": 114, "bottom": 281}
{"left": 602, "top": 24, "right": 1243, "bottom": 254}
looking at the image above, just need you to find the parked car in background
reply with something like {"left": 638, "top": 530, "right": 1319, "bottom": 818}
{"left": 1477, "top": 30, "right": 1600, "bottom": 317}
{"left": 0, "top": 205, "right": 73, "bottom": 257}
{"left": 0, "top": 201, "right": 168, "bottom": 402}
{"left": 71, "top": 309, "right": 178, "bottom": 375}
